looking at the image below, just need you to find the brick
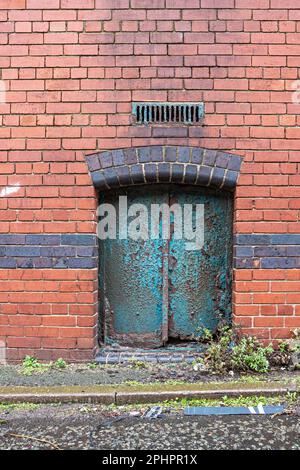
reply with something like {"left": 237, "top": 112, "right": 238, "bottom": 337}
{"left": 96, "top": 0, "right": 129, "bottom": 7}
{"left": 167, "top": 0, "right": 199, "bottom": 6}
{"left": 61, "top": 0, "right": 94, "bottom": 7}
{"left": 132, "top": 0, "right": 165, "bottom": 7}
{"left": 184, "top": 32, "right": 214, "bottom": 43}
{"left": 27, "top": 0, "right": 59, "bottom": 7}
{"left": 151, "top": 32, "right": 183, "bottom": 43}
{"left": 236, "top": 0, "right": 269, "bottom": 6}
{"left": 0, "top": 0, "right": 25, "bottom": 8}
{"left": 201, "top": 0, "right": 233, "bottom": 6}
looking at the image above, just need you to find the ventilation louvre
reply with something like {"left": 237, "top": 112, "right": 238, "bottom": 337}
{"left": 132, "top": 102, "right": 204, "bottom": 125}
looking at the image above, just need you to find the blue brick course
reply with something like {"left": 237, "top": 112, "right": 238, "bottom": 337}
{"left": 0, "top": 234, "right": 98, "bottom": 269}
{"left": 234, "top": 233, "right": 300, "bottom": 269}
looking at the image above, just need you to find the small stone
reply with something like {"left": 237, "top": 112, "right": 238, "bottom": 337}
{"left": 129, "top": 411, "right": 140, "bottom": 417}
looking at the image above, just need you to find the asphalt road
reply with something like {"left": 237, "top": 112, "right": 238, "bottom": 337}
{"left": 0, "top": 404, "right": 299, "bottom": 450}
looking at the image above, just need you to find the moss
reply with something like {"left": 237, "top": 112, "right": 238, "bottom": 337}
{"left": 0, "top": 378, "right": 293, "bottom": 396}
{"left": 0, "top": 402, "right": 40, "bottom": 412}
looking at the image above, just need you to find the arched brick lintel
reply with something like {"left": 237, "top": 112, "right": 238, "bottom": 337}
{"left": 85, "top": 146, "right": 243, "bottom": 192}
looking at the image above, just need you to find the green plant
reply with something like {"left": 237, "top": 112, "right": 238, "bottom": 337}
{"left": 231, "top": 337, "right": 273, "bottom": 374}
{"left": 202, "top": 324, "right": 275, "bottom": 374}
{"left": 162, "top": 393, "right": 293, "bottom": 410}
{"left": 22, "top": 356, "right": 44, "bottom": 375}
{"left": 54, "top": 358, "right": 67, "bottom": 369}
{"left": 204, "top": 325, "right": 234, "bottom": 373}
{"left": 278, "top": 341, "right": 290, "bottom": 354}
{"left": 124, "top": 380, "right": 143, "bottom": 386}
{"left": 192, "top": 357, "right": 205, "bottom": 367}
{"left": 196, "top": 327, "right": 213, "bottom": 343}
{"left": 128, "top": 358, "right": 148, "bottom": 369}
{"left": 87, "top": 362, "right": 98, "bottom": 369}
{"left": 0, "top": 403, "right": 40, "bottom": 412}
{"left": 22, "top": 356, "right": 41, "bottom": 369}
{"left": 21, "top": 356, "right": 67, "bottom": 375}
{"left": 286, "top": 391, "right": 298, "bottom": 405}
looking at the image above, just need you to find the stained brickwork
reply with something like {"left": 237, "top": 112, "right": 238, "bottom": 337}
{"left": 0, "top": 1, "right": 300, "bottom": 360}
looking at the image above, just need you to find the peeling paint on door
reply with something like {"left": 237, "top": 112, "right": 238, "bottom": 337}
{"left": 98, "top": 185, "right": 233, "bottom": 348}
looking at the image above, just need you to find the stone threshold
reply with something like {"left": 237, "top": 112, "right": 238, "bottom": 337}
{"left": 95, "top": 344, "right": 206, "bottom": 364}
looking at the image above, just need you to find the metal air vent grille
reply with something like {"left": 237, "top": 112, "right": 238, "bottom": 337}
{"left": 132, "top": 102, "right": 204, "bottom": 125}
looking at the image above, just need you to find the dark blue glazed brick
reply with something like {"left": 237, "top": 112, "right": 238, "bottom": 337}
{"left": 124, "top": 148, "right": 137, "bottom": 165}
{"left": 227, "top": 154, "right": 243, "bottom": 171}
{"left": 52, "top": 258, "right": 69, "bottom": 268}
{"left": 112, "top": 149, "right": 125, "bottom": 166}
{"left": 130, "top": 164, "right": 145, "bottom": 184}
{"left": 203, "top": 149, "right": 217, "bottom": 166}
{"left": 16, "top": 258, "right": 34, "bottom": 268}
{"left": 33, "top": 257, "right": 53, "bottom": 268}
{"left": 286, "top": 246, "right": 300, "bottom": 256}
{"left": 103, "top": 168, "right": 119, "bottom": 188}
{"left": 138, "top": 146, "right": 151, "bottom": 163}
{"left": 150, "top": 145, "right": 163, "bottom": 162}
{"left": 165, "top": 146, "right": 177, "bottom": 162}
{"left": 26, "top": 235, "right": 60, "bottom": 245}
{"left": 216, "top": 152, "right": 229, "bottom": 169}
{"left": 171, "top": 164, "right": 184, "bottom": 183}
{"left": 40, "top": 247, "right": 76, "bottom": 257}
{"left": 234, "top": 258, "right": 255, "bottom": 269}
{"left": 178, "top": 146, "right": 190, "bottom": 163}
{"left": 184, "top": 165, "right": 197, "bottom": 184}
{"left": 68, "top": 258, "right": 97, "bottom": 269}
{"left": 85, "top": 154, "right": 101, "bottom": 172}
{"left": 196, "top": 166, "right": 212, "bottom": 186}
{"left": 99, "top": 151, "right": 113, "bottom": 169}
{"left": 0, "top": 235, "right": 25, "bottom": 245}
{"left": 77, "top": 246, "right": 98, "bottom": 257}
{"left": 223, "top": 170, "right": 238, "bottom": 190}
{"left": 91, "top": 171, "right": 107, "bottom": 190}
{"left": 261, "top": 258, "right": 300, "bottom": 269}
{"left": 235, "top": 246, "right": 254, "bottom": 257}
{"left": 191, "top": 147, "right": 203, "bottom": 165}
{"left": 5, "top": 246, "right": 41, "bottom": 257}
{"left": 0, "top": 259, "right": 17, "bottom": 268}
{"left": 271, "top": 234, "right": 300, "bottom": 245}
{"left": 115, "top": 166, "right": 132, "bottom": 186}
{"left": 0, "top": 247, "right": 6, "bottom": 256}
{"left": 235, "top": 234, "right": 272, "bottom": 245}
{"left": 61, "top": 234, "right": 96, "bottom": 246}
{"left": 158, "top": 163, "right": 171, "bottom": 182}
{"left": 210, "top": 167, "right": 225, "bottom": 188}
{"left": 254, "top": 246, "right": 286, "bottom": 257}
{"left": 144, "top": 163, "right": 157, "bottom": 183}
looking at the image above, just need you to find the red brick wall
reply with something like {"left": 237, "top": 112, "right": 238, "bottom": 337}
{"left": 0, "top": 0, "right": 300, "bottom": 361}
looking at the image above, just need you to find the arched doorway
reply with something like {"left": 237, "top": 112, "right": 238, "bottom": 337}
{"left": 85, "top": 146, "right": 243, "bottom": 349}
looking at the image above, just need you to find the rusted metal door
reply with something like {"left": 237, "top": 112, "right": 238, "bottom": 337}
{"left": 99, "top": 185, "right": 233, "bottom": 348}
{"left": 99, "top": 187, "right": 167, "bottom": 348}
{"left": 168, "top": 186, "right": 233, "bottom": 341}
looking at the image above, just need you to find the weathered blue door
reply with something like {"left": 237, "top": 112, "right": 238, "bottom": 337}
{"left": 99, "top": 185, "right": 233, "bottom": 348}
{"left": 168, "top": 187, "right": 232, "bottom": 341}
